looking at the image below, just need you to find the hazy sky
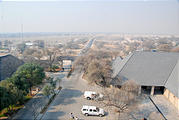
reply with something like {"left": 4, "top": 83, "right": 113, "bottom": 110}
{"left": 0, "top": 0, "right": 179, "bottom": 34}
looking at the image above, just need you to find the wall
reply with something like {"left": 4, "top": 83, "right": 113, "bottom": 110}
{"left": 164, "top": 88, "right": 179, "bottom": 111}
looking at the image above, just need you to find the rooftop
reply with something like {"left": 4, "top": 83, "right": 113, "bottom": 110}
{"left": 113, "top": 51, "right": 179, "bottom": 97}
{"left": 0, "top": 53, "right": 9, "bottom": 57}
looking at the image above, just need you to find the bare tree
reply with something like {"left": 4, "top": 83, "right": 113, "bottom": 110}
{"left": 74, "top": 50, "right": 113, "bottom": 86}
{"left": 157, "top": 44, "right": 172, "bottom": 52}
{"left": 33, "top": 50, "right": 43, "bottom": 61}
{"left": 45, "top": 49, "right": 58, "bottom": 71}
{"left": 83, "top": 59, "right": 112, "bottom": 87}
{"left": 23, "top": 48, "right": 36, "bottom": 56}
{"left": 101, "top": 80, "right": 139, "bottom": 113}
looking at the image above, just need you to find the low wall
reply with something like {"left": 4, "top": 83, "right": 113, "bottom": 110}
{"left": 164, "top": 88, "right": 179, "bottom": 111}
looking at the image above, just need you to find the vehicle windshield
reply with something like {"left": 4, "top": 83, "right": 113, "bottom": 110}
{"left": 96, "top": 107, "right": 99, "bottom": 112}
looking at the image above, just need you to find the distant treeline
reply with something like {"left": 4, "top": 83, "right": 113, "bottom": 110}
{"left": 0, "top": 32, "right": 92, "bottom": 38}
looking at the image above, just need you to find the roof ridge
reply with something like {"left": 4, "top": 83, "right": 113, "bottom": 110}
{"left": 164, "top": 59, "right": 179, "bottom": 86}
{"left": 116, "top": 52, "right": 135, "bottom": 77}
{"left": 0, "top": 54, "right": 10, "bottom": 58}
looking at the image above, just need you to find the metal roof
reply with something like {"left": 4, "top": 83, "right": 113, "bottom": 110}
{"left": 113, "top": 51, "right": 179, "bottom": 97}
{"left": 0, "top": 53, "right": 9, "bottom": 57}
{"left": 165, "top": 60, "right": 179, "bottom": 97}
{"left": 112, "top": 54, "right": 133, "bottom": 78}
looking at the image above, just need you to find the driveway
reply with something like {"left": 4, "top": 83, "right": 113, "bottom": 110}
{"left": 41, "top": 71, "right": 118, "bottom": 120}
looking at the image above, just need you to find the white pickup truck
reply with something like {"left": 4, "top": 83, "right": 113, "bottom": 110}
{"left": 84, "top": 91, "right": 103, "bottom": 100}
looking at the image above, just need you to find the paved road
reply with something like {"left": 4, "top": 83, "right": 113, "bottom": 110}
{"left": 78, "top": 38, "right": 94, "bottom": 56}
{"left": 41, "top": 71, "right": 117, "bottom": 120}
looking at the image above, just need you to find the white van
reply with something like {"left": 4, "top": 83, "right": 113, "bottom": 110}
{"left": 84, "top": 91, "right": 103, "bottom": 100}
{"left": 81, "top": 105, "right": 105, "bottom": 117}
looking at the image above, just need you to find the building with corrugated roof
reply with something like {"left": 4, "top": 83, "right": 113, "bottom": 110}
{"left": 0, "top": 54, "right": 24, "bottom": 81}
{"left": 112, "top": 51, "right": 179, "bottom": 111}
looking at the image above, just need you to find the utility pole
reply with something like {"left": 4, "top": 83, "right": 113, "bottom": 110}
{"left": 21, "top": 23, "right": 24, "bottom": 41}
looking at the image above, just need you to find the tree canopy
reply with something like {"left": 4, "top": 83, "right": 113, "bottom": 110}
{"left": 14, "top": 63, "right": 45, "bottom": 92}
{"left": 0, "top": 86, "right": 13, "bottom": 111}
{"left": 0, "top": 63, "right": 45, "bottom": 111}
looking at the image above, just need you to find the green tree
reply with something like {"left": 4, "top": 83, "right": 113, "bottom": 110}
{"left": 0, "top": 80, "right": 24, "bottom": 108}
{"left": 0, "top": 86, "right": 13, "bottom": 111}
{"left": 47, "top": 77, "right": 56, "bottom": 94}
{"left": 8, "top": 75, "right": 29, "bottom": 94}
{"left": 42, "top": 85, "right": 52, "bottom": 99}
{"left": 14, "top": 63, "right": 45, "bottom": 95}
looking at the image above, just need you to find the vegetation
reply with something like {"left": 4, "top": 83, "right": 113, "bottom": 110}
{"left": 0, "top": 86, "right": 13, "bottom": 111}
{"left": 43, "top": 77, "right": 57, "bottom": 98}
{"left": 22, "top": 47, "right": 63, "bottom": 72}
{"left": 101, "top": 80, "right": 139, "bottom": 112}
{"left": 75, "top": 50, "right": 140, "bottom": 118}
{"left": 157, "top": 43, "right": 172, "bottom": 52}
{"left": 45, "top": 49, "right": 58, "bottom": 71}
{"left": 74, "top": 50, "right": 113, "bottom": 87}
{"left": 11, "top": 63, "right": 45, "bottom": 95}
{"left": 23, "top": 48, "right": 43, "bottom": 61}
{"left": 51, "top": 65, "right": 60, "bottom": 72}
{"left": 0, "top": 63, "right": 45, "bottom": 117}
{"left": 46, "top": 77, "right": 57, "bottom": 94}
{"left": 65, "top": 41, "right": 81, "bottom": 49}
{"left": 17, "top": 43, "right": 26, "bottom": 53}
{"left": 0, "top": 96, "right": 31, "bottom": 118}
{"left": 42, "top": 85, "right": 52, "bottom": 99}
{"left": 84, "top": 59, "right": 112, "bottom": 87}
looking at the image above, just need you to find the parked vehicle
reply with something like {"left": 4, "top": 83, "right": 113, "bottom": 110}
{"left": 84, "top": 91, "right": 96, "bottom": 100}
{"left": 84, "top": 91, "right": 103, "bottom": 100}
{"left": 81, "top": 105, "right": 105, "bottom": 117}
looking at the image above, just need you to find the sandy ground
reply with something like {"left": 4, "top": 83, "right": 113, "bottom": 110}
{"left": 42, "top": 71, "right": 119, "bottom": 120}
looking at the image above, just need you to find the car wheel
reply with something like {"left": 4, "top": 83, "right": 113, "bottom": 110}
{"left": 85, "top": 113, "right": 89, "bottom": 116}
{"left": 87, "top": 97, "right": 91, "bottom": 100}
{"left": 99, "top": 114, "right": 103, "bottom": 117}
